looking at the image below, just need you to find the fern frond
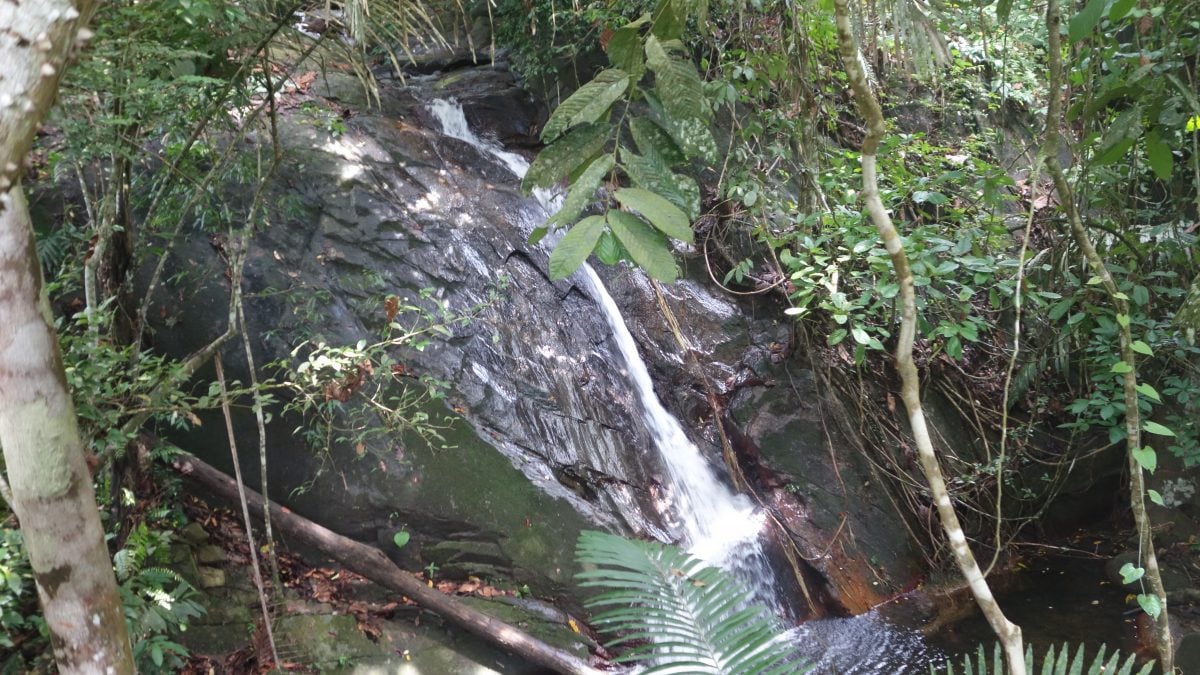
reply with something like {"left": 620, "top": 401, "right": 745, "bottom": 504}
{"left": 575, "top": 531, "right": 807, "bottom": 674}
{"left": 932, "top": 642, "right": 1153, "bottom": 675}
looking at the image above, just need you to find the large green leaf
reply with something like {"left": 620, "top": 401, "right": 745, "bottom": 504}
{"left": 1094, "top": 107, "right": 1142, "bottom": 166}
{"left": 1068, "top": 0, "right": 1107, "bottom": 42}
{"left": 1109, "top": 0, "right": 1136, "bottom": 21}
{"left": 549, "top": 215, "right": 606, "bottom": 279}
{"left": 630, "top": 117, "right": 685, "bottom": 166}
{"left": 614, "top": 187, "right": 693, "bottom": 243}
{"left": 645, "top": 90, "right": 718, "bottom": 163}
{"left": 606, "top": 210, "right": 677, "bottom": 282}
{"left": 649, "top": 0, "right": 685, "bottom": 41}
{"left": 594, "top": 230, "right": 623, "bottom": 265}
{"left": 540, "top": 69, "right": 630, "bottom": 143}
{"left": 620, "top": 145, "right": 701, "bottom": 219}
{"left": 1144, "top": 130, "right": 1173, "bottom": 180}
{"left": 523, "top": 123, "right": 609, "bottom": 191}
{"left": 575, "top": 531, "right": 806, "bottom": 674}
{"left": 995, "top": 0, "right": 1013, "bottom": 23}
{"left": 645, "top": 35, "right": 706, "bottom": 121}
{"left": 607, "top": 26, "right": 645, "bottom": 76}
{"left": 547, "top": 154, "right": 614, "bottom": 230}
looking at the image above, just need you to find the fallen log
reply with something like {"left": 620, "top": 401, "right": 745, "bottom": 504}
{"left": 170, "top": 453, "right": 605, "bottom": 675}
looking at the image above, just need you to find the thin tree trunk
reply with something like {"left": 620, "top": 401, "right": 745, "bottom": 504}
{"left": 170, "top": 453, "right": 606, "bottom": 675}
{"left": 830, "top": 1, "right": 1026, "bottom": 673}
{"left": 0, "top": 1, "right": 135, "bottom": 672}
{"left": 1041, "top": 0, "right": 1172, "bottom": 670}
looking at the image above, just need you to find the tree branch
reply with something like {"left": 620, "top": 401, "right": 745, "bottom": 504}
{"left": 170, "top": 454, "right": 606, "bottom": 675}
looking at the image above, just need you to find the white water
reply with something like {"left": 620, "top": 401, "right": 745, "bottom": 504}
{"left": 427, "top": 99, "right": 781, "bottom": 611}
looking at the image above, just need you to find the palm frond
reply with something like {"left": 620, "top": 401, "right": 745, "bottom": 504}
{"left": 575, "top": 531, "right": 808, "bottom": 675}
{"left": 935, "top": 642, "right": 1153, "bottom": 675}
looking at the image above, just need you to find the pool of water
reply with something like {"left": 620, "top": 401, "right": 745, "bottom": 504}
{"left": 786, "top": 553, "right": 1143, "bottom": 673}
{"left": 925, "top": 554, "right": 1140, "bottom": 667}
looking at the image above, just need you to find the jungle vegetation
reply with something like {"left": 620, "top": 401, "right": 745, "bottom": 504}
{"left": 0, "top": 0, "right": 1196, "bottom": 671}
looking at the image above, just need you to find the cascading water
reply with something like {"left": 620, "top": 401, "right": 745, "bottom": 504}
{"left": 426, "top": 98, "right": 783, "bottom": 612}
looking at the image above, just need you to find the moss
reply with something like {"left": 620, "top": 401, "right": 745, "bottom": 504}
{"left": 391, "top": 400, "right": 591, "bottom": 591}
{"left": 458, "top": 597, "right": 591, "bottom": 657}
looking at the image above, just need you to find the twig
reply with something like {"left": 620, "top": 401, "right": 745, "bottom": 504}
{"left": 214, "top": 355, "right": 279, "bottom": 667}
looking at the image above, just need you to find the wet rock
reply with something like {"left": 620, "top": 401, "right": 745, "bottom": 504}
{"left": 181, "top": 521, "right": 210, "bottom": 544}
{"left": 602, "top": 263, "right": 922, "bottom": 611}
{"left": 142, "top": 65, "right": 670, "bottom": 602}
{"left": 196, "top": 566, "right": 226, "bottom": 589}
{"left": 196, "top": 544, "right": 227, "bottom": 564}
{"left": 1176, "top": 633, "right": 1200, "bottom": 674}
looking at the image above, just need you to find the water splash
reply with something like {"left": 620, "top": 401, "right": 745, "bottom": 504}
{"left": 785, "top": 609, "right": 946, "bottom": 673}
{"left": 426, "top": 98, "right": 782, "bottom": 612}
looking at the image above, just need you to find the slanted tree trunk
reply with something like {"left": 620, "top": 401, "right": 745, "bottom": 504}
{"left": 830, "top": 2, "right": 1026, "bottom": 673}
{"left": 1041, "top": 1, "right": 1172, "bottom": 670}
{"left": 171, "top": 453, "right": 606, "bottom": 675}
{"left": 0, "top": 1, "right": 135, "bottom": 672}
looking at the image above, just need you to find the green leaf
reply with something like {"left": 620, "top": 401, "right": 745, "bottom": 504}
{"left": 1130, "top": 340, "right": 1153, "bottom": 356}
{"left": 620, "top": 146, "right": 701, "bottom": 219}
{"left": 646, "top": 36, "right": 705, "bottom": 119}
{"left": 1111, "top": 360, "right": 1132, "bottom": 374}
{"left": 594, "top": 231, "right": 622, "bottom": 265}
{"left": 541, "top": 70, "right": 630, "bottom": 143}
{"left": 1144, "top": 131, "right": 1173, "bottom": 180}
{"left": 996, "top": 0, "right": 1013, "bottom": 23}
{"left": 607, "top": 210, "right": 677, "bottom": 282}
{"left": 1135, "top": 382, "right": 1161, "bottom": 402}
{"left": 614, "top": 188, "right": 693, "bottom": 243}
{"left": 649, "top": 0, "right": 685, "bottom": 41}
{"left": 1148, "top": 489, "right": 1165, "bottom": 506}
{"left": 523, "top": 123, "right": 609, "bottom": 192}
{"left": 607, "top": 27, "right": 645, "bottom": 76}
{"left": 912, "top": 190, "right": 948, "bottom": 205}
{"left": 549, "top": 215, "right": 607, "bottom": 280}
{"left": 547, "top": 155, "right": 614, "bottom": 230}
{"left": 1048, "top": 297, "right": 1075, "bottom": 321}
{"left": 1095, "top": 108, "right": 1143, "bottom": 165}
{"left": 1137, "top": 593, "right": 1162, "bottom": 619}
{"left": 392, "top": 531, "right": 411, "bottom": 549}
{"left": 573, "top": 531, "right": 803, "bottom": 672}
{"left": 946, "top": 335, "right": 963, "bottom": 360}
{"left": 828, "top": 328, "right": 848, "bottom": 346}
{"left": 1143, "top": 421, "right": 1176, "bottom": 437}
{"left": 1109, "top": 0, "right": 1136, "bottom": 20}
{"left": 1119, "top": 562, "right": 1145, "bottom": 584}
{"left": 1132, "top": 284, "right": 1150, "bottom": 306}
{"left": 1132, "top": 446, "right": 1157, "bottom": 473}
{"left": 643, "top": 85, "right": 716, "bottom": 163}
{"left": 528, "top": 226, "right": 548, "bottom": 246}
{"left": 1068, "top": 0, "right": 1107, "bottom": 42}
{"left": 630, "top": 117, "right": 685, "bottom": 166}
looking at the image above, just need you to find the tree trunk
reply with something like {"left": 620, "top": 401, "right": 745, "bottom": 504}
{"left": 1041, "top": 1, "right": 1172, "bottom": 670}
{"left": 170, "top": 453, "right": 606, "bottom": 675}
{"left": 830, "top": 1, "right": 1026, "bottom": 673}
{"left": 0, "top": 193, "right": 135, "bottom": 672}
{"left": 0, "top": 0, "right": 135, "bottom": 672}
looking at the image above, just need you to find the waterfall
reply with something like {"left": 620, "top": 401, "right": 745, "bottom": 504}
{"left": 426, "top": 98, "right": 782, "bottom": 612}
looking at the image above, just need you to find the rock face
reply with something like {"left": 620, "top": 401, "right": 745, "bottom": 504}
{"left": 143, "top": 61, "right": 922, "bottom": 611}
{"left": 145, "top": 67, "right": 672, "bottom": 600}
